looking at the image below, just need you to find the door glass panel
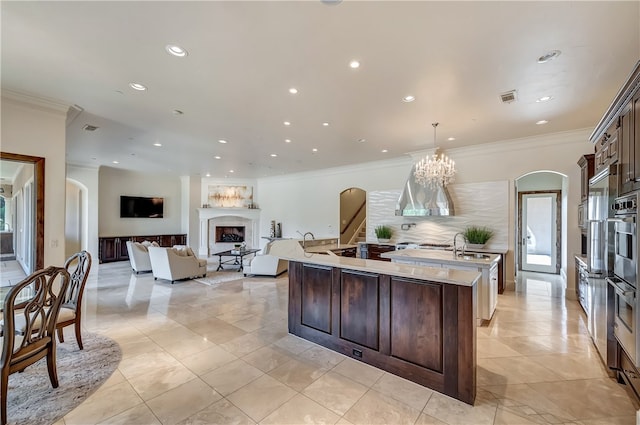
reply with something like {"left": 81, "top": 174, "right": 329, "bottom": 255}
{"left": 525, "top": 196, "right": 553, "bottom": 266}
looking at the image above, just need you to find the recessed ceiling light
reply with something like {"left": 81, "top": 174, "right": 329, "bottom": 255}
{"left": 289, "top": 88, "right": 298, "bottom": 94}
{"left": 447, "top": 137, "right": 456, "bottom": 141}
{"left": 285, "top": 139, "right": 291, "bottom": 143}
{"left": 537, "top": 50, "right": 561, "bottom": 63}
{"left": 214, "top": 156, "right": 221, "bottom": 159}
{"left": 536, "top": 120, "right": 549, "bottom": 125}
{"left": 165, "top": 44, "right": 188, "bottom": 57}
{"left": 229, "top": 170, "right": 234, "bottom": 173}
{"left": 284, "top": 121, "right": 291, "bottom": 126}
{"left": 129, "top": 82, "right": 147, "bottom": 91}
{"left": 381, "top": 149, "right": 388, "bottom": 153}
{"left": 358, "top": 138, "right": 366, "bottom": 143}
{"left": 536, "top": 95, "right": 553, "bottom": 103}
{"left": 172, "top": 109, "right": 184, "bottom": 115}
{"left": 270, "top": 153, "right": 278, "bottom": 157}
{"left": 112, "top": 160, "right": 119, "bottom": 164}
{"left": 403, "top": 95, "right": 415, "bottom": 103}
{"left": 322, "top": 122, "right": 329, "bottom": 127}
{"left": 218, "top": 139, "right": 227, "bottom": 144}
{"left": 153, "top": 143, "right": 162, "bottom": 147}
{"left": 349, "top": 60, "right": 360, "bottom": 69}
{"left": 205, "top": 173, "right": 211, "bottom": 177}
{"left": 312, "top": 148, "right": 318, "bottom": 152}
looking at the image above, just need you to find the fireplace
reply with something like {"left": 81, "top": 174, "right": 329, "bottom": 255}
{"left": 215, "top": 226, "right": 245, "bottom": 243}
{"left": 198, "top": 209, "right": 259, "bottom": 256}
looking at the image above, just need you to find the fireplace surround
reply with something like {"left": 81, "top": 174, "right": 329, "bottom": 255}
{"left": 197, "top": 208, "right": 260, "bottom": 256}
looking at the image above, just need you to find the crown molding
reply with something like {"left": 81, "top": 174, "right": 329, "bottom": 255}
{"left": 2, "top": 88, "right": 70, "bottom": 114}
{"left": 440, "top": 128, "right": 592, "bottom": 160}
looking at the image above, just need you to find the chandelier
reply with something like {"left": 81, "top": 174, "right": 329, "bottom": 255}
{"left": 414, "top": 122, "right": 456, "bottom": 189}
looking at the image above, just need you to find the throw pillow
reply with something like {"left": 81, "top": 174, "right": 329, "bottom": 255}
{"left": 134, "top": 242, "right": 148, "bottom": 252}
{"left": 151, "top": 241, "right": 160, "bottom": 247}
{"left": 172, "top": 245, "right": 189, "bottom": 257}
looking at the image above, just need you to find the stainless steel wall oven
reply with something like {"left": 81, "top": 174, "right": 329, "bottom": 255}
{"left": 607, "top": 192, "right": 639, "bottom": 366}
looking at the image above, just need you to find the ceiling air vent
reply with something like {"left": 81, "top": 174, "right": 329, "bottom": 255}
{"left": 82, "top": 124, "right": 99, "bottom": 131}
{"left": 499, "top": 90, "right": 517, "bottom": 104}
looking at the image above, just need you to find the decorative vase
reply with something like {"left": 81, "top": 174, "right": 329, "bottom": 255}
{"left": 466, "top": 243, "right": 485, "bottom": 249}
{"left": 378, "top": 238, "right": 391, "bottom": 243}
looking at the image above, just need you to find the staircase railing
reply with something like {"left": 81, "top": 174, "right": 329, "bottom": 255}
{"left": 348, "top": 219, "right": 366, "bottom": 245}
{"left": 341, "top": 200, "right": 366, "bottom": 243}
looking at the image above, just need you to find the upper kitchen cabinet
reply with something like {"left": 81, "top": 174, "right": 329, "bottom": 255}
{"left": 578, "top": 154, "right": 595, "bottom": 202}
{"left": 591, "top": 61, "right": 640, "bottom": 195}
{"left": 595, "top": 122, "right": 619, "bottom": 173}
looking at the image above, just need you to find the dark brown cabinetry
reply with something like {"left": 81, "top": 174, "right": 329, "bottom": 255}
{"left": 578, "top": 154, "right": 595, "bottom": 232}
{"left": 591, "top": 61, "right": 640, "bottom": 195}
{"left": 595, "top": 126, "right": 618, "bottom": 173}
{"left": 288, "top": 261, "right": 476, "bottom": 405}
{"left": 578, "top": 154, "right": 595, "bottom": 202}
{"left": 99, "top": 234, "right": 187, "bottom": 263}
{"left": 365, "top": 244, "right": 395, "bottom": 261}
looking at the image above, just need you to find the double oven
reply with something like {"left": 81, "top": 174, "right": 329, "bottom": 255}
{"left": 607, "top": 192, "right": 639, "bottom": 366}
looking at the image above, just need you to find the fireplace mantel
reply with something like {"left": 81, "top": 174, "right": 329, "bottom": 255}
{"left": 197, "top": 207, "right": 260, "bottom": 220}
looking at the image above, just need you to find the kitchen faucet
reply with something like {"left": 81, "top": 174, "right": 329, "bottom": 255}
{"left": 453, "top": 232, "right": 466, "bottom": 258}
{"left": 302, "top": 231, "right": 315, "bottom": 248}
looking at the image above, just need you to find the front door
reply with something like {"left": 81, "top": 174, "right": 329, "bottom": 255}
{"left": 520, "top": 192, "right": 559, "bottom": 274}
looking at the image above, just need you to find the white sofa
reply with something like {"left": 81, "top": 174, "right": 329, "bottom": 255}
{"left": 126, "top": 240, "right": 153, "bottom": 273}
{"left": 148, "top": 245, "right": 207, "bottom": 284}
{"left": 242, "top": 242, "right": 288, "bottom": 277}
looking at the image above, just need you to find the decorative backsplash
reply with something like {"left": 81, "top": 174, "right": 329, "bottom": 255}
{"left": 368, "top": 180, "right": 509, "bottom": 249}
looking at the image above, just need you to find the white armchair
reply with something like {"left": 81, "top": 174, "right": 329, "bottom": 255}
{"left": 242, "top": 242, "right": 288, "bottom": 277}
{"left": 126, "top": 241, "right": 153, "bottom": 273}
{"left": 148, "top": 245, "right": 207, "bottom": 284}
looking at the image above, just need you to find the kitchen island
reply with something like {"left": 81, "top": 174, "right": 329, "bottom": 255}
{"left": 268, "top": 239, "right": 480, "bottom": 405}
{"left": 381, "top": 249, "right": 499, "bottom": 324}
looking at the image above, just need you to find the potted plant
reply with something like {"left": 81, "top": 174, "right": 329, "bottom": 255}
{"left": 374, "top": 225, "right": 393, "bottom": 243}
{"left": 463, "top": 226, "right": 494, "bottom": 248}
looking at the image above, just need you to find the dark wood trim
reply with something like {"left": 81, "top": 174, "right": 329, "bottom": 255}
{"left": 590, "top": 60, "right": 640, "bottom": 143}
{"left": 0, "top": 152, "right": 45, "bottom": 270}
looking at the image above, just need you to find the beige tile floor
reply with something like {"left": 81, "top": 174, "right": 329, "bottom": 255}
{"left": 46, "top": 261, "right": 638, "bottom": 424}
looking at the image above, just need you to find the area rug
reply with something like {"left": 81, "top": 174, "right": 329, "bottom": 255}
{"left": 5, "top": 332, "right": 122, "bottom": 425}
{"left": 193, "top": 270, "right": 245, "bottom": 286}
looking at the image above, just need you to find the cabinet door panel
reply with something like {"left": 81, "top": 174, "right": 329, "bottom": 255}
{"left": 340, "top": 270, "right": 379, "bottom": 350}
{"left": 390, "top": 277, "right": 443, "bottom": 372}
{"left": 301, "top": 264, "right": 333, "bottom": 333}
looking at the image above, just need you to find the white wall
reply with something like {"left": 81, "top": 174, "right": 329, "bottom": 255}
{"left": 257, "top": 129, "right": 594, "bottom": 295}
{"left": 1, "top": 92, "right": 68, "bottom": 267}
{"left": 98, "top": 167, "right": 183, "bottom": 236}
{"left": 257, "top": 157, "right": 413, "bottom": 242}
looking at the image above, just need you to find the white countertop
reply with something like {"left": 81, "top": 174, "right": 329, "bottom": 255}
{"left": 381, "top": 248, "right": 500, "bottom": 268}
{"left": 268, "top": 240, "right": 480, "bottom": 287}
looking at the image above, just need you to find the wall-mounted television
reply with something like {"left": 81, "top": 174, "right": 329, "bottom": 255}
{"left": 120, "top": 196, "right": 164, "bottom": 218}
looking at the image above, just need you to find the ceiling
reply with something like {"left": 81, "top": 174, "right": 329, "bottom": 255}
{"left": 2, "top": 1, "right": 639, "bottom": 179}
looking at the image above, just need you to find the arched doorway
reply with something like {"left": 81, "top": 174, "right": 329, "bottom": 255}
{"left": 340, "top": 187, "right": 366, "bottom": 244}
{"left": 65, "top": 178, "right": 88, "bottom": 257}
{"left": 515, "top": 171, "right": 567, "bottom": 275}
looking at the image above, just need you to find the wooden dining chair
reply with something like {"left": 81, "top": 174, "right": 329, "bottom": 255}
{"left": 57, "top": 251, "right": 92, "bottom": 350}
{"left": 1, "top": 266, "right": 70, "bottom": 425}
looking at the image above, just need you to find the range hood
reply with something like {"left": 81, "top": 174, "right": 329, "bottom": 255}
{"left": 395, "top": 164, "right": 455, "bottom": 216}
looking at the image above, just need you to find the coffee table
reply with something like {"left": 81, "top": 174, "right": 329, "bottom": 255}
{"left": 213, "top": 249, "right": 260, "bottom": 272}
